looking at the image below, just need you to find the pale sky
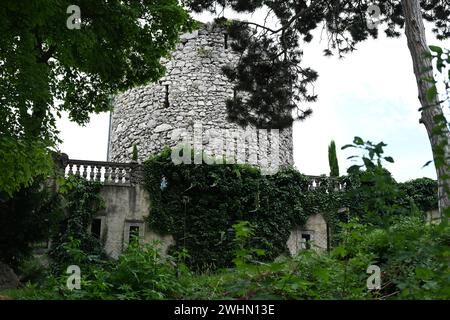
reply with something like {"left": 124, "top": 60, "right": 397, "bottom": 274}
{"left": 56, "top": 10, "right": 450, "bottom": 182}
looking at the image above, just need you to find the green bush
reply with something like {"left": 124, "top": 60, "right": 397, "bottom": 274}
{"left": 346, "top": 216, "right": 450, "bottom": 299}
{"left": 49, "top": 176, "right": 106, "bottom": 273}
{"left": 185, "top": 216, "right": 449, "bottom": 300}
{"left": 104, "top": 241, "right": 185, "bottom": 299}
{"left": 8, "top": 215, "right": 448, "bottom": 300}
{"left": 17, "top": 256, "right": 49, "bottom": 285}
{"left": 398, "top": 178, "right": 438, "bottom": 213}
{"left": 13, "top": 240, "right": 186, "bottom": 300}
{"left": 0, "top": 176, "right": 62, "bottom": 268}
{"left": 143, "top": 145, "right": 438, "bottom": 271}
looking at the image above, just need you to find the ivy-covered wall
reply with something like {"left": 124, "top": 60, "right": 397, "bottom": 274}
{"left": 144, "top": 148, "right": 351, "bottom": 270}
{"left": 143, "top": 148, "right": 438, "bottom": 271}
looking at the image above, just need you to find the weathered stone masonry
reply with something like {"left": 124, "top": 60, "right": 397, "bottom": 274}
{"left": 108, "top": 23, "right": 294, "bottom": 169}
{"left": 64, "top": 159, "right": 332, "bottom": 258}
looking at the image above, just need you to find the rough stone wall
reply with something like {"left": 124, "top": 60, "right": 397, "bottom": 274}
{"left": 108, "top": 23, "right": 294, "bottom": 171}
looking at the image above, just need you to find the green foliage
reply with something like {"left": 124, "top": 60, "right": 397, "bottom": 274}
{"left": 231, "top": 221, "right": 265, "bottom": 269}
{"left": 4, "top": 137, "right": 445, "bottom": 300}
{"left": 185, "top": 218, "right": 371, "bottom": 300}
{"left": 0, "top": 0, "right": 195, "bottom": 193}
{"left": 0, "top": 137, "right": 53, "bottom": 196}
{"left": 0, "top": 0, "right": 195, "bottom": 133}
{"left": 7, "top": 216, "right": 448, "bottom": 300}
{"left": 132, "top": 144, "right": 139, "bottom": 161}
{"left": 17, "top": 256, "right": 49, "bottom": 285}
{"left": 49, "top": 176, "right": 106, "bottom": 273}
{"left": 185, "top": 215, "right": 449, "bottom": 300}
{"left": 426, "top": 46, "right": 450, "bottom": 104}
{"left": 103, "top": 241, "right": 184, "bottom": 300}
{"left": 344, "top": 216, "right": 450, "bottom": 299}
{"left": 342, "top": 137, "right": 413, "bottom": 225}
{"left": 143, "top": 145, "right": 439, "bottom": 270}
{"left": 143, "top": 147, "right": 347, "bottom": 271}
{"left": 424, "top": 45, "right": 450, "bottom": 209}
{"left": 189, "top": 2, "right": 449, "bottom": 129}
{"left": 0, "top": 176, "right": 62, "bottom": 268}
{"left": 328, "top": 140, "right": 340, "bottom": 177}
{"left": 10, "top": 240, "right": 185, "bottom": 300}
{"left": 398, "top": 178, "right": 438, "bottom": 213}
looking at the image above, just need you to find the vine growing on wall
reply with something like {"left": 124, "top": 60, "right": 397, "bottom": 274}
{"left": 49, "top": 176, "right": 106, "bottom": 273}
{"left": 143, "top": 146, "right": 438, "bottom": 271}
{"left": 144, "top": 147, "right": 353, "bottom": 271}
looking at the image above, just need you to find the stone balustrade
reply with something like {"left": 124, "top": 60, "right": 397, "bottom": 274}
{"left": 65, "top": 160, "right": 136, "bottom": 185}
{"left": 306, "top": 175, "right": 348, "bottom": 191}
{"left": 63, "top": 159, "right": 347, "bottom": 258}
{"left": 65, "top": 159, "right": 347, "bottom": 191}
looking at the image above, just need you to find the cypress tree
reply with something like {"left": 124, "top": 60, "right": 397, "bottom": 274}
{"left": 328, "top": 140, "right": 339, "bottom": 177}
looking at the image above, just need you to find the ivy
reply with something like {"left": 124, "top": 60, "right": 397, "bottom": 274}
{"left": 49, "top": 176, "right": 106, "bottom": 273}
{"left": 143, "top": 147, "right": 438, "bottom": 271}
{"left": 144, "top": 147, "right": 350, "bottom": 271}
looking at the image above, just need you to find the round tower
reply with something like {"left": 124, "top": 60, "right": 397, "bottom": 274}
{"left": 108, "top": 23, "right": 294, "bottom": 172}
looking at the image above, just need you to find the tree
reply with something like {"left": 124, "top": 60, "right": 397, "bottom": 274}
{"left": 328, "top": 140, "right": 340, "bottom": 177}
{"left": 400, "top": 0, "right": 449, "bottom": 216}
{"left": 187, "top": 0, "right": 450, "bottom": 212}
{"left": 0, "top": 138, "right": 53, "bottom": 197}
{"left": 132, "top": 144, "right": 139, "bottom": 162}
{"left": 0, "top": 0, "right": 195, "bottom": 195}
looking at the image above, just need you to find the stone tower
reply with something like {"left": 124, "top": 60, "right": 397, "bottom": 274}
{"left": 108, "top": 23, "right": 294, "bottom": 172}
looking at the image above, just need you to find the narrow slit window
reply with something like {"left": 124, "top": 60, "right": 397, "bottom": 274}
{"left": 91, "top": 218, "right": 102, "bottom": 239}
{"left": 224, "top": 33, "right": 228, "bottom": 49}
{"left": 164, "top": 85, "right": 170, "bottom": 108}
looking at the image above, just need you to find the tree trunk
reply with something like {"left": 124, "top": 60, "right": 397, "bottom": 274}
{"left": 401, "top": 0, "right": 450, "bottom": 216}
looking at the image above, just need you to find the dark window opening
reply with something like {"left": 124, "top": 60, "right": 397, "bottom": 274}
{"left": 224, "top": 33, "right": 228, "bottom": 49}
{"left": 129, "top": 226, "right": 140, "bottom": 243}
{"left": 301, "top": 233, "right": 311, "bottom": 250}
{"left": 91, "top": 218, "right": 102, "bottom": 239}
{"left": 164, "top": 85, "right": 170, "bottom": 108}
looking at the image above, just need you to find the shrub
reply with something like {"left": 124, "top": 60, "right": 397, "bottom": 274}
{"left": 27, "top": 240, "right": 185, "bottom": 300}
{"left": 0, "top": 177, "right": 62, "bottom": 268}
{"left": 49, "top": 176, "right": 106, "bottom": 273}
{"left": 17, "top": 256, "right": 48, "bottom": 285}
{"left": 398, "top": 178, "right": 438, "bottom": 213}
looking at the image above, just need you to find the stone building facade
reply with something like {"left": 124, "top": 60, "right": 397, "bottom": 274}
{"left": 286, "top": 213, "right": 329, "bottom": 254}
{"left": 63, "top": 160, "right": 331, "bottom": 258}
{"left": 107, "top": 23, "right": 294, "bottom": 172}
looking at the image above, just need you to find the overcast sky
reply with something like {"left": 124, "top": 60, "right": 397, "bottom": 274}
{"left": 56, "top": 10, "right": 450, "bottom": 182}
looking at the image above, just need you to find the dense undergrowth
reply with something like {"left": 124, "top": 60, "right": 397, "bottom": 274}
{"left": 3, "top": 215, "right": 449, "bottom": 300}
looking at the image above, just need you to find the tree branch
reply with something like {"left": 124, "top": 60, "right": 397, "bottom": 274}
{"left": 240, "top": 9, "right": 305, "bottom": 34}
